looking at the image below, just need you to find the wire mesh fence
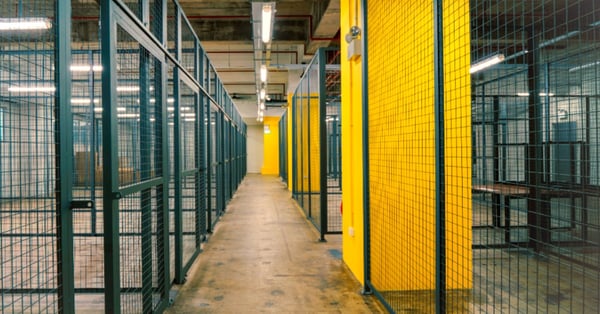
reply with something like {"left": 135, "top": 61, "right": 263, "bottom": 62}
{"left": 363, "top": 0, "right": 600, "bottom": 312}
{"left": 291, "top": 48, "right": 342, "bottom": 238}
{"left": 470, "top": 0, "right": 600, "bottom": 312}
{"left": 0, "top": 1, "right": 246, "bottom": 313}
{"left": 0, "top": 0, "right": 60, "bottom": 313}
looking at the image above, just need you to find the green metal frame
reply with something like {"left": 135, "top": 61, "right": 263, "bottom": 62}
{"left": 56, "top": 0, "right": 75, "bottom": 312}
{"left": 2, "top": 1, "right": 246, "bottom": 312}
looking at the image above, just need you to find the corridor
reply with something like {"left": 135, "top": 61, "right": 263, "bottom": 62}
{"left": 166, "top": 174, "right": 383, "bottom": 313}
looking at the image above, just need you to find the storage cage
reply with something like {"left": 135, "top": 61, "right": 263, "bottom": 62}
{"left": 361, "top": 0, "right": 599, "bottom": 312}
{"left": 0, "top": 1, "right": 246, "bottom": 313}
{"left": 291, "top": 48, "right": 342, "bottom": 239}
{"left": 470, "top": 0, "right": 600, "bottom": 312}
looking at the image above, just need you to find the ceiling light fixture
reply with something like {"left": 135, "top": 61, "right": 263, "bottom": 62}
{"left": 0, "top": 17, "right": 51, "bottom": 31}
{"left": 569, "top": 60, "right": 600, "bottom": 72}
{"left": 517, "top": 92, "right": 555, "bottom": 97}
{"left": 260, "top": 65, "right": 268, "bottom": 82}
{"left": 116, "top": 86, "right": 140, "bottom": 92}
{"left": 70, "top": 64, "right": 103, "bottom": 72}
{"left": 71, "top": 98, "right": 100, "bottom": 104}
{"left": 262, "top": 4, "right": 273, "bottom": 43}
{"left": 260, "top": 88, "right": 266, "bottom": 100}
{"left": 540, "top": 30, "right": 580, "bottom": 48}
{"left": 470, "top": 54, "right": 505, "bottom": 74}
{"left": 8, "top": 85, "right": 56, "bottom": 93}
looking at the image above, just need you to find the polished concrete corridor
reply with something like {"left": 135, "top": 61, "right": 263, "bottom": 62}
{"left": 166, "top": 174, "right": 383, "bottom": 313}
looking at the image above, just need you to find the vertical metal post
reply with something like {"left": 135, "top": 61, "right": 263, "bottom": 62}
{"left": 154, "top": 0, "right": 170, "bottom": 304}
{"left": 88, "top": 50, "right": 98, "bottom": 235}
{"left": 100, "top": 1, "right": 121, "bottom": 312}
{"left": 433, "top": 0, "right": 446, "bottom": 312}
{"left": 55, "top": 0, "right": 75, "bottom": 312}
{"left": 526, "top": 32, "right": 545, "bottom": 252}
{"left": 139, "top": 44, "right": 153, "bottom": 314}
{"left": 206, "top": 86, "right": 213, "bottom": 232}
{"left": 493, "top": 96, "right": 500, "bottom": 183}
{"left": 137, "top": 1, "right": 155, "bottom": 303}
{"left": 219, "top": 112, "right": 225, "bottom": 213}
{"left": 360, "top": 0, "right": 372, "bottom": 295}
{"left": 173, "top": 6, "right": 184, "bottom": 285}
{"left": 319, "top": 49, "right": 328, "bottom": 241}
{"left": 138, "top": 3, "right": 153, "bottom": 312}
{"left": 292, "top": 96, "right": 298, "bottom": 198}
{"left": 195, "top": 43, "right": 204, "bottom": 246}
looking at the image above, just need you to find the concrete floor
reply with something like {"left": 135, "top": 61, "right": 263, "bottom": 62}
{"left": 166, "top": 174, "right": 384, "bottom": 314}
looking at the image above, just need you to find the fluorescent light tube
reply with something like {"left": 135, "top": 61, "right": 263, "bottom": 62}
{"left": 262, "top": 4, "right": 273, "bottom": 43}
{"left": 569, "top": 60, "right": 600, "bottom": 72}
{"left": 0, "top": 17, "right": 51, "bottom": 31}
{"left": 260, "top": 102, "right": 265, "bottom": 110}
{"left": 117, "top": 113, "right": 139, "bottom": 118}
{"left": 540, "top": 31, "right": 580, "bottom": 48}
{"left": 70, "top": 64, "right": 103, "bottom": 72}
{"left": 517, "top": 92, "right": 554, "bottom": 97}
{"left": 470, "top": 54, "right": 505, "bottom": 74}
{"left": 260, "top": 65, "right": 268, "bottom": 82}
{"left": 116, "top": 86, "right": 139, "bottom": 92}
{"left": 8, "top": 86, "right": 55, "bottom": 92}
{"left": 260, "top": 89, "right": 266, "bottom": 100}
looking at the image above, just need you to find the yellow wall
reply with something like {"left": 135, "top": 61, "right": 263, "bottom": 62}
{"left": 340, "top": 0, "right": 365, "bottom": 285}
{"left": 443, "top": 0, "right": 473, "bottom": 290}
{"left": 365, "top": 0, "right": 472, "bottom": 292}
{"left": 340, "top": 0, "right": 472, "bottom": 293}
{"left": 261, "top": 116, "right": 280, "bottom": 175}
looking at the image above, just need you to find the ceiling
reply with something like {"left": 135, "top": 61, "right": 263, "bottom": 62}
{"left": 179, "top": 0, "right": 341, "bottom": 125}
{"left": 68, "top": 0, "right": 341, "bottom": 125}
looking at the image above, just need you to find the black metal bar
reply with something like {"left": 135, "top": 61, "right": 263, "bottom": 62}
{"left": 206, "top": 87, "right": 213, "bottom": 233}
{"left": 159, "top": 6, "right": 171, "bottom": 303}
{"left": 504, "top": 195, "right": 511, "bottom": 243}
{"left": 292, "top": 97, "right": 298, "bottom": 199}
{"left": 139, "top": 30, "right": 153, "bottom": 314}
{"left": 493, "top": 96, "right": 500, "bottom": 183}
{"left": 100, "top": 0, "right": 121, "bottom": 311}
{"left": 433, "top": 0, "right": 446, "bottom": 312}
{"left": 583, "top": 97, "right": 590, "bottom": 240}
{"left": 526, "top": 31, "right": 545, "bottom": 252}
{"left": 360, "top": 0, "right": 372, "bottom": 296}
{"left": 88, "top": 49, "right": 98, "bottom": 236}
{"left": 56, "top": 0, "right": 75, "bottom": 311}
{"left": 174, "top": 5, "right": 185, "bottom": 285}
{"left": 319, "top": 48, "right": 328, "bottom": 241}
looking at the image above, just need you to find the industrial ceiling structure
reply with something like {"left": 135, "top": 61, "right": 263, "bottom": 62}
{"left": 177, "top": 0, "right": 340, "bottom": 125}
{"left": 183, "top": 1, "right": 339, "bottom": 125}
{"left": 71, "top": 0, "right": 341, "bottom": 125}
